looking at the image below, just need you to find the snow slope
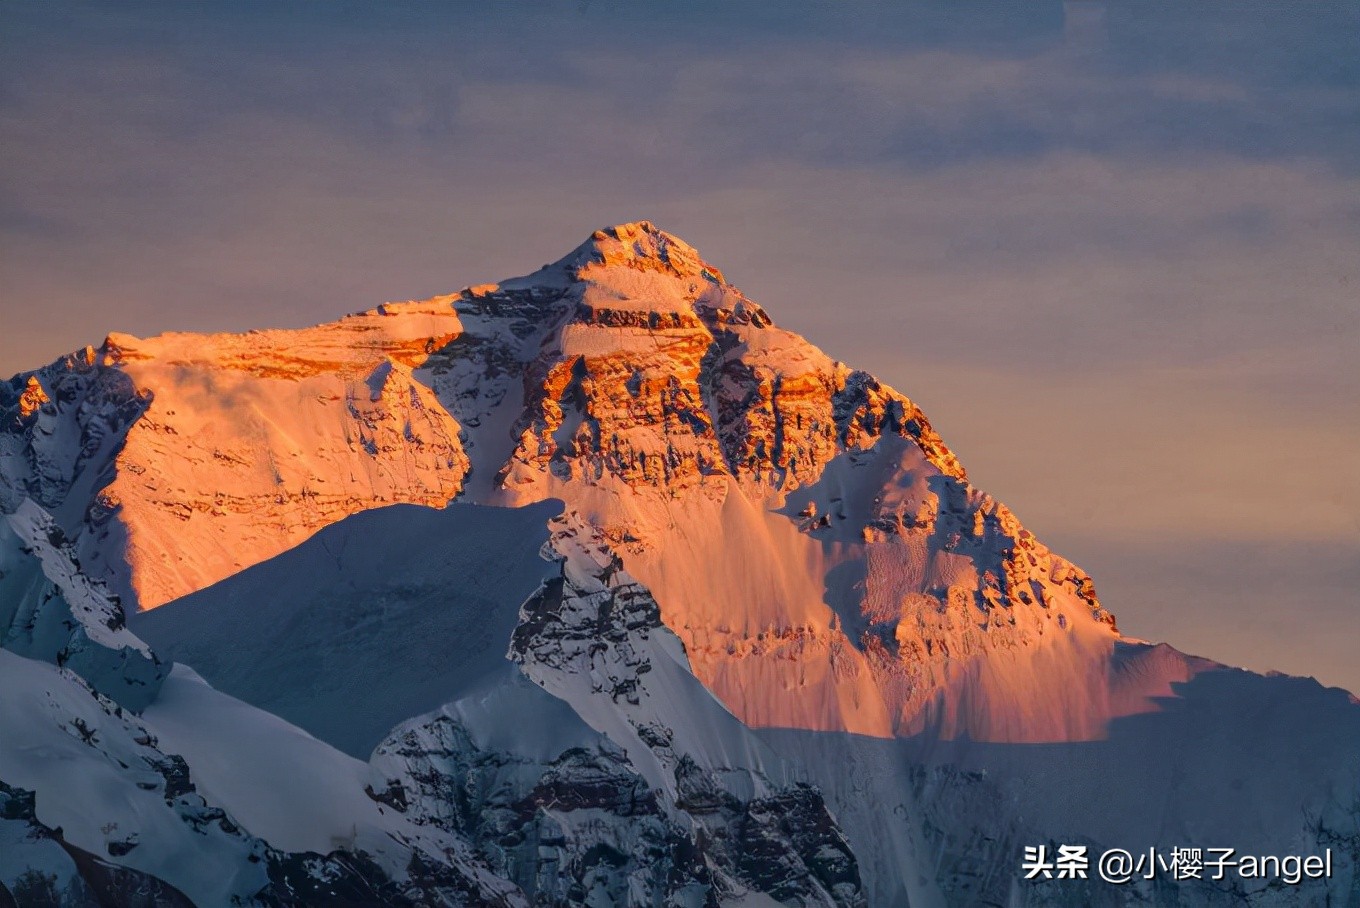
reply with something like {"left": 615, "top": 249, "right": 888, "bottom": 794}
{"left": 0, "top": 645, "right": 533, "bottom": 907}
{"left": 134, "top": 500, "right": 562, "bottom": 757}
{"left": 761, "top": 642, "right": 1360, "bottom": 906}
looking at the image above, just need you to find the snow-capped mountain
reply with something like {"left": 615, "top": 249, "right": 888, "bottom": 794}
{"left": 2, "top": 222, "right": 1356, "bottom": 906}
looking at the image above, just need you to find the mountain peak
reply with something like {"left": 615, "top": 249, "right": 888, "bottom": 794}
{"left": 560, "top": 221, "right": 727, "bottom": 286}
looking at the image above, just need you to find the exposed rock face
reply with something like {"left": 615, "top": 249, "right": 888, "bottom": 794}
{"left": 372, "top": 715, "right": 721, "bottom": 908}
{"left": 0, "top": 499, "right": 166, "bottom": 711}
{"left": 1, "top": 780, "right": 196, "bottom": 908}
{"left": 371, "top": 513, "right": 868, "bottom": 907}
{"left": 491, "top": 223, "right": 963, "bottom": 497}
{"left": 0, "top": 345, "right": 146, "bottom": 516}
{"left": 0, "top": 642, "right": 532, "bottom": 908}
{"left": 2, "top": 308, "right": 469, "bottom": 610}
{"left": 503, "top": 511, "right": 865, "bottom": 906}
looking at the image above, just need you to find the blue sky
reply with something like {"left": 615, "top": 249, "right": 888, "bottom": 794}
{"left": 2, "top": 1, "right": 1357, "bottom": 691}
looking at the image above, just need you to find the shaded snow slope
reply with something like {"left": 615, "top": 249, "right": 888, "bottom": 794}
{"left": 760, "top": 643, "right": 1360, "bottom": 907}
{"left": 134, "top": 500, "right": 561, "bottom": 757}
{"left": 0, "top": 648, "right": 529, "bottom": 907}
{"left": 1, "top": 498, "right": 166, "bottom": 711}
{"left": 0, "top": 649, "right": 266, "bottom": 904}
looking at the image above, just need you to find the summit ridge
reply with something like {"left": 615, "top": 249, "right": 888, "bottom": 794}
{"left": 569, "top": 220, "right": 727, "bottom": 285}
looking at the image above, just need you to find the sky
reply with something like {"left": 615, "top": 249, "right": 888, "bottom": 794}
{"left": 2, "top": 1, "right": 1357, "bottom": 692}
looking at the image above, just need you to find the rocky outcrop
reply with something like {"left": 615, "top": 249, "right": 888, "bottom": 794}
{"left": 492, "top": 224, "right": 963, "bottom": 498}
{"left": 371, "top": 696, "right": 868, "bottom": 908}
{"left": 493, "top": 513, "right": 867, "bottom": 907}
{"left": 0, "top": 499, "right": 166, "bottom": 711}
{"left": 0, "top": 345, "right": 147, "bottom": 516}
{"left": 3, "top": 309, "right": 471, "bottom": 610}
{"left": 0, "top": 780, "right": 196, "bottom": 908}
{"left": 371, "top": 715, "right": 718, "bottom": 908}
{"left": 0, "top": 647, "right": 531, "bottom": 907}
